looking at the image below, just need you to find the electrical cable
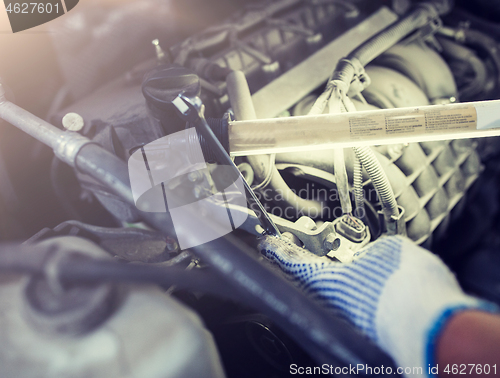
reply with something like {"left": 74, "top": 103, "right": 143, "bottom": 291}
{"left": 458, "top": 29, "right": 500, "bottom": 97}
{"left": 437, "top": 36, "right": 488, "bottom": 100}
{"left": 0, "top": 243, "right": 240, "bottom": 302}
{"left": 352, "top": 153, "right": 365, "bottom": 220}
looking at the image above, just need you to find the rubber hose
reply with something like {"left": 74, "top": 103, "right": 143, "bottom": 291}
{"left": 76, "top": 144, "right": 135, "bottom": 205}
{"left": 437, "top": 37, "right": 488, "bottom": 100}
{"left": 330, "top": 4, "right": 439, "bottom": 92}
{"left": 354, "top": 146, "right": 398, "bottom": 222}
{"left": 237, "top": 162, "right": 255, "bottom": 186}
{"left": 448, "top": 8, "right": 500, "bottom": 40}
{"left": 352, "top": 153, "right": 365, "bottom": 220}
{"left": 330, "top": 59, "right": 356, "bottom": 85}
{"left": 226, "top": 70, "right": 324, "bottom": 218}
{"left": 462, "top": 29, "right": 500, "bottom": 94}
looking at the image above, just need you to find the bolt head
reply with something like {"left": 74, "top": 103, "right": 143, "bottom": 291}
{"left": 165, "top": 237, "right": 179, "bottom": 252}
{"left": 323, "top": 233, "right": 341, "bottom": 251}
{"left": 62, "top": 112, "right": 85, "bottom": 132}
{"left": 188, "top": 171, "right": 201, "bottom": 182}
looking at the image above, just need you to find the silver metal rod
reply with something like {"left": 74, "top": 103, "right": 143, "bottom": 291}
{"left": 228, "top": 99, "right": 500, "bottom": 156}
{"left": 0, "top": 94, "right": 92, "bottom": 166}
{"left": 0, "top": 99, "right": 66, "bottom": 151}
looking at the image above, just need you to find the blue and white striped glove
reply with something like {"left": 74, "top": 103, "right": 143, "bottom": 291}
{"left": 258, "top": 235, "right": 497, "bottom": 377}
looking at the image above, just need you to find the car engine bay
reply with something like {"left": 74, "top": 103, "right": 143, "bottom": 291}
{"left": 1, "top": 0, "right": 500, "bottom": 376}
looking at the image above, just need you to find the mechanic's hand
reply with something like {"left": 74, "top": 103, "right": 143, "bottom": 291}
{"left": 258, "top": 235, "right": 498, "bottom": 377}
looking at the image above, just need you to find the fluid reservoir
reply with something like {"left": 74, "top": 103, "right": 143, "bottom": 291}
{"left": 0, "top": 237, "right": 226, "bottom": 378}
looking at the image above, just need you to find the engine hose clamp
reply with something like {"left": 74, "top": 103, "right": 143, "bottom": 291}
{"left": 351, "top": 57, "right": 371, "bottom": 90}
{"left": 331, "top": 58, "right": 356, "bottom": 84}
{"left": 333, "top": 58, "right": 371, "bottom": 98}
{"left": 417, "top": 1, "right": 448, "bottom": 17}
{"left": 54, "top": 133, "right": 95, "bottom": 167}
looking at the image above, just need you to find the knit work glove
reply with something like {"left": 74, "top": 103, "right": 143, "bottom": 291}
{"left": 258, "top": 235, "right": 497, "bottom": 377}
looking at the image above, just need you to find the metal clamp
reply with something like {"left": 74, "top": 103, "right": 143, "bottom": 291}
{"left": 54, "top": 133, "right": 95, "bottom": 166}
{"left": 379, "top": 205, "right": 406, "bottom": 236}
{"left": 347, "top": 57, "right": 371, "bottom": 98}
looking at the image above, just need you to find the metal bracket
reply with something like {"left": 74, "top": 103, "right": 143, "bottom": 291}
{"left": 276, "top": 216, "right": 339, "bottom": 256}
{"left": 379, "top": 205, "right": 406, "bottom": 236}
